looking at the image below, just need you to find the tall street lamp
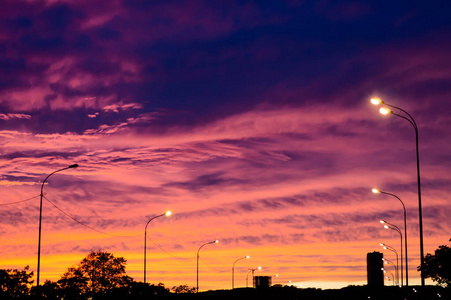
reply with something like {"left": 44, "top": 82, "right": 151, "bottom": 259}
{"left": 373, "top": 188, "right": 408, "bottom": 286}
{"left": 380, "top": 219, "right": 403, "bottom": 286}
{"left": 37, "top": 164, "right": 78, "bottom": 286}
{"left": 371, "top": 97, "right": 424, "bottom": 286}
{"left": 232, "top": 255, "right": 249, "bottom": 289}
{"left": 196, "top": 240, "right": 218, "bottom": 293}
{"left": 380, "top": 243, "right": 399, "bottom": 286}
{"left": 144, "top": 211, "right": 172, "bottom": 284}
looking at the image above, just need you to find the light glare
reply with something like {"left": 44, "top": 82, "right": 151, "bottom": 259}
{"left": 379, "top": 107, "right": 391, "bottom": 115}
{"left": 165, "top": 211, "right": 172, "bottom": 216}
{"left": 371, "top": 98, "right": 382, "bottom": 105}
{"left": 372, "top": 188, "right": 380, "bottom": 194}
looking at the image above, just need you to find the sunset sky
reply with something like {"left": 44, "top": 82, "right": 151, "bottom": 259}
{"left": 1, "top": 0, "right": 451, "bottom": 291}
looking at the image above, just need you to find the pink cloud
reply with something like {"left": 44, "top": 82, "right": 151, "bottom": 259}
{"left": 0, "top": 113, "right": 31, "bottom": 120}
{"left": 1, "top": 100, "right": 449, "bottom": 288}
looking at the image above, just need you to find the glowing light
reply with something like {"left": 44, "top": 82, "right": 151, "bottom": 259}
{"left": 165, "top": 211, "right": 172, "bottom": 216}
{"left": 372, "top": 188, "right": 380, "bottom": 194}
{"left": 245, "top": 256, "right": 250, "bottom": 259}
{"left": 379, "top": 107, "right": 391, "bottom": 115}
{"left": 380, "top": 220, "right": 385, "bottom": 224}
{"left": 384, "top": 225, "right": 389, "bottom": 229}
{"left": 370, "top": 98, "right": 382, "bottom": 105}
{"left": 215, "top": 240, "right": 219, "bottom": 243}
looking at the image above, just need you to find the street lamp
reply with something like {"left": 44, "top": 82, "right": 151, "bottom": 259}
{"left": 196, "top": 240, "right": 218, "bottom": 293}
{"left": 372, "top": 188, "right": 408, "bottom": 286}
{"left": 382, "top": 258, "right": 399, "bottom": 286}
{"left": 232, "top": 255, "right": 250, "bottom": 289}
{"left": 37, "top": 164, "right": 78, "bottom": 286}
{"left": 246, "top": 266, "right": 261, "bottom": 288}
{"left": 144, "top": 211, "right": 172, "bottom": 284}
{"left": 380, "top": 219, "right": 403, "bottom": 286}
{"left": 371, "top": 97, "right": 424, "bottom": 286}
{"left": 380, "top": 243, "right": 399, "bottom": 286}
{"left": 382, "top": 268, "right": 395, "bottom": 286}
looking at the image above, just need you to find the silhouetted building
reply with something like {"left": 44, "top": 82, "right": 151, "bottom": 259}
{"left": 367, "top": 251, "right": 384, "bottom": 287}
{"left": 254, "top": 275, "right": 271, "bottom": 288}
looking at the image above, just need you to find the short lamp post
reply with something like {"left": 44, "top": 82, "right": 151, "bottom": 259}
{"left": 232, "top": 256, "right": 250, "bottom": 289}
{"left": 383, "top": 268, "right": 395, "bottom": 286}
{"left": 372, "top": 188, "right": 408, "bottom": 286}
{"left": 382, "top": 258, "right": 398, "bottom": 286}
{"left": 246, "top": 266, "right": 261, "bottom": 288}
{"left": 196, "top": 240, "right": 218, "bottom": 293}
{"left": 37, "top": 164, "right": 78, "bottom": 286}
{"left": 380, "top": 219, "right": 403, "bottom": 286}
{"left": 144, "top": 211, "right": 172, "bottom": 284}
{"left": 380, "top": 243, "right": 399, "bottom": 286}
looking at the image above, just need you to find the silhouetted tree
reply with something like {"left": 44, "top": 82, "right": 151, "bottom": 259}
{"left": 418, "top": 239, "right": 451, "bottom": 287}
{"left": 58, "top": 250, "right": 133, "bottom": 298}
{"left": 31, "top": 280, "right": 63, "bottom": 299}
{"left": 120, "top": 282, "right": 169, "bottom": 299}
{"left": 171, "top": 284, "right": 196, "bottom": 293}
{"left": 0, "top": 265, "right": 33, "bottom": 298}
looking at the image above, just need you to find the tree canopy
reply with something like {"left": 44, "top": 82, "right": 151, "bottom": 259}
{"left": 0, "top": 265, "right": 34, "bottom": 298}
{"left": 418, "top": 238, "right": 451, "bottom": 287}
{"left": 58, "top": 250, "right": 133, "bottom": 297}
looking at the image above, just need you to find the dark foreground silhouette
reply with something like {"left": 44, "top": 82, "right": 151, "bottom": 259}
{"left": 2, "top": 250, "right": 450, "bottom": 299}
{"left": 169, "top": 286, "right": 447, "bottom": 300}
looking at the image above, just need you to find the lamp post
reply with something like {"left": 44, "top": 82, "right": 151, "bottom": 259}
{"left": 196, "top": 240, "right": 218, "bottom": 293}
{"left": 232, "top": 256, "right": 249, "bottom": 289}
{"left": 380, "top": 243, "right": 399, "bottom": 286}
{"left": 371, "top": 97, "right": 424, "bottom": 286}
{"left": 373, "top": 188, "right": 408, "bottom": 286}
{"left": 380, "top": 219, "right": 403, "bottom": 286}
{"left": 383, "top": 268, "right": 395, "bottom": 286}
{"left": 382, "top": 258, "right": 398, "bottom": 286}
{"left": 144, "top": 211, "right": 172, "bottom": 284}
{"left": 37, "top": 164, "right": 78, "bottom": 286}
{"left": 246, "top": 266, "right": 261, "bottom": 288}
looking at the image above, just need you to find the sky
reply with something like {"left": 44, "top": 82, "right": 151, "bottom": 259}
{"left": 0, "top": 0, "right": 451, "bottom": 291}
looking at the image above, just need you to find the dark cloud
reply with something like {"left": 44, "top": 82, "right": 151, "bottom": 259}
{"left": 0, "top": 0, "right": 446, "bottom": 132}
{"left": 1, "top": 150, "right": 84, "bottom": 160}
{"left": 163, "top": 172, "right": 247, "bottom": 191}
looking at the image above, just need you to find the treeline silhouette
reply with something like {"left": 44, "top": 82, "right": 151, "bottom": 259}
{"left": 0, "top": 250, "right": 448, "bottom": 299}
